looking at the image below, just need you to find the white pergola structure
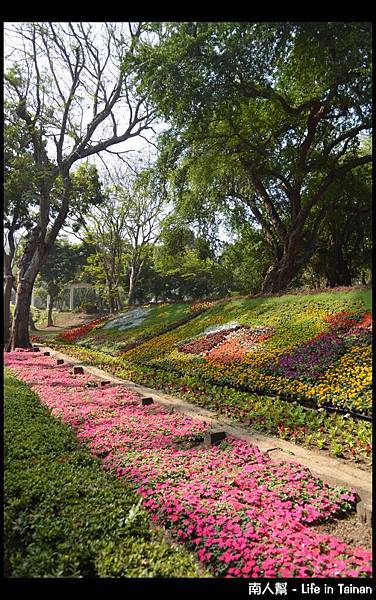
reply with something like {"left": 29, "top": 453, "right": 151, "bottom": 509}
{"left": 65, "top": 282, "right": 96, "bottom": 310}
{"left": 30, "top": 282, "right": 96, "bottom": 310}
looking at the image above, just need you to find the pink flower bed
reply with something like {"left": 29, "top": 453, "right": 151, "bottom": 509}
{"left": 4, "top": 350, "right": 372, "bottom": 578}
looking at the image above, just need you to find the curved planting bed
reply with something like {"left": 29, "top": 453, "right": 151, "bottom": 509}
{"left": 4, "top": 349, "right": 372, "bottom": 578}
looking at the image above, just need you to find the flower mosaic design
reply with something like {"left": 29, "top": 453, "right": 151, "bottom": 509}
{"left": 171, "top": 309, "right": 372, "bottom": 416}
{"left": 178, "top": 323, "right": 274, "bottom": 362}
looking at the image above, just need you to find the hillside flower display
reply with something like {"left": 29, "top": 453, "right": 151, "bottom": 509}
{"left": 4, "top": 350, "right": 372, "bottom": 578}
{"left": 31, "top": 290, "right": 373, "bottom": 462}
{"left": 170, "top": 308, "right": 372, "bottom": 416}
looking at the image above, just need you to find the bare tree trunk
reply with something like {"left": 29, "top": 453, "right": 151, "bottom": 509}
{"left": 127, "top": 267, "right": 138, "bottom": 305}
{"left": 47, "top": 296, "right": 54, "bottom": 327}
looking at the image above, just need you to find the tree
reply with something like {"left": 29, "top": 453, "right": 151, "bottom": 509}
{"left": 153, "top": 223, "right": 222, "bottom": 300}
{"left": 111, "top": 166, "right": 166, "bottom": 304}
{"left": 219, "top": 227, "right": 273, "bottom": 295}
{"left": 303, "top": 159, "right": 372, "bottom": 287}
{"left": 82, "top": 193, "right": 128, "bottom": 313}
{"left": 4, "top": 22, "right": 156, "bottom": 349}
{"left": 39, "top": 239, "right": 86, "bottom": 327}
{"left": 130, "top": 22, "right": 372, "bottom": 293}
{"left": 38, "top": 239, "right": 89, "bottom": 326}
{"left": 4, "top": 112, "right": 39, "bottom": 346}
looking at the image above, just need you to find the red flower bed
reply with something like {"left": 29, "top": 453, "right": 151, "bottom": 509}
{"left": 58, "top": 315, "right": 109, "bottom": 343}
{"left": 324, "top": 311, "right": 371, "bottom": 334}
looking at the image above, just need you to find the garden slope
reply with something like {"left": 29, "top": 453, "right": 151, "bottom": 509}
{"left": 60, "top": 302, "right": 204, "bottom": 354}
{"left": 125, "top": 290, "right": 371, "bottom": 415}
{"left": 40, "top": 288, "right": 372, "bottom": 463}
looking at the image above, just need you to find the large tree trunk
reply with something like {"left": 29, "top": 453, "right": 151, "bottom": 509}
{"left": 3, "top": 274, "right": 14, "bottom": 348}
{"left": 325, "top": 245, "right": 352, "bottom": 287}
{"left": 261, "top": 253, "right": 299, "bottom": 294}
{"left": 7, "top": 225, "right": 47, "bottom": 350}
{"left": 8, "top": 279, "right": 34, "bottom": 349}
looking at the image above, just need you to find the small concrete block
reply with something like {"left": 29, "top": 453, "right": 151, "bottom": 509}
{"left": 141, "top": 397, "right": 154, "bottom": 406}
{"left": 57, "top": 359, "right": 64, "bottom": 365}
{"left": 204, "top": 430, "right": 227, "bottom": 446}
{"left": 32, "top": 346, "right": 40, "bottom": 352}
{"left": 356, "top": 501, "right": 372, "bottom": 527}
{"left": 43, "top": 351, "right": 50, "bottom": 356}
{"left": 100, "top": 380, "right": 111, "bottom": 387}
{"left": 73, "top": 366, "right": 84, "bottom": 374}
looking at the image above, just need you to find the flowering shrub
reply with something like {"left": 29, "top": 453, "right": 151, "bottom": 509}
{"left": 4, "top": 350, "right": 372, "bottom": 578}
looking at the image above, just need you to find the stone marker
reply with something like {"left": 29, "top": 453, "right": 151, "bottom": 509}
{"left": 57, "top": 359, "right": 64, "bottom": 365}
{"left": 32, "top": 346, "right": 40, "bottom": 352}
{"left": 356, "top": 501, "right": 372, "bottom": 527}
{"left": 141, "top": 397, "right": 154, "bottom": 406}
{"left": 43, "top": 351, "right": 50, "bottom": 356}
{"left": 73, "top": 365, "right": 84, "bottom": 374}
{"left": 100, "top": 380, "right": 111, "bottom": 387}
{"left": 204, "top": 430, "right": 227, "bottom": 446}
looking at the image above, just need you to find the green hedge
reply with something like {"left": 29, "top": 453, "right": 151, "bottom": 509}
{"left": 4, "top": 370, "right": 206, "bottom": 578}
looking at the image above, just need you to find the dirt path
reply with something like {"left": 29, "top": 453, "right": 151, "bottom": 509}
{"left": 35, "top": 311, "right": 99, "bottom": 333}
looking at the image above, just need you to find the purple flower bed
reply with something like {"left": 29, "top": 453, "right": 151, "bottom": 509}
{"left": 264, "top": 333, "right": 347, "bottom": 381}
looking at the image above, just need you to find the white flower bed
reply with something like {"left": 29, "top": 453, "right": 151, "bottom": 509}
{"left": 202, "top": 321, "right": 240, "bottom": 335}
{"left": 103, "top": 307, "right": 152, "bottom": 331}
